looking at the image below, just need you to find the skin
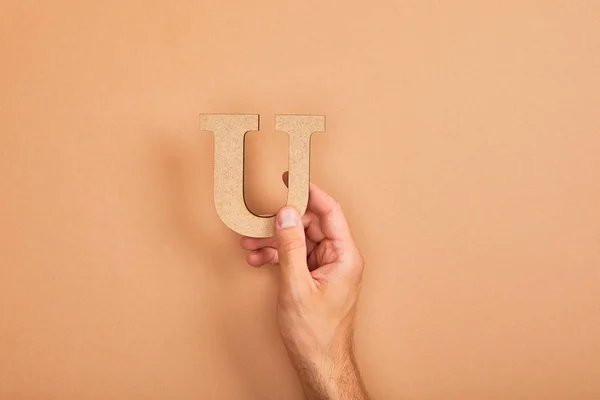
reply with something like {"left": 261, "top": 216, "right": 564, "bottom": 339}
{"left": 240, "top": 174, "right": 370, "bottom": 400}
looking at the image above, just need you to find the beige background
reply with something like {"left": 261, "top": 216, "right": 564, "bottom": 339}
{"left": 1, "top": 1, "right": 599, "bottom": 399}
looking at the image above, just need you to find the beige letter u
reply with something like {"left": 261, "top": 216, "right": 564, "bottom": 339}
{"left": 200, "top": 114, "right": 325, "bottom": 238}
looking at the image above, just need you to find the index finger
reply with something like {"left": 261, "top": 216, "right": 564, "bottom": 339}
{"left": 281, "top": 172, "right": 351, "bottom": 241}
{"left": 307, "top": 183, "right": 350, "bottom": 241}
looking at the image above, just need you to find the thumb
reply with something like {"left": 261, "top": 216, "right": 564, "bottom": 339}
{"left": 275, "top": 206, "right": 311, "bottom": 288}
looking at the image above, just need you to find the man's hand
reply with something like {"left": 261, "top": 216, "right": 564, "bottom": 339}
{"left": 240, "top": 176, "right": 369, "bottom": 400}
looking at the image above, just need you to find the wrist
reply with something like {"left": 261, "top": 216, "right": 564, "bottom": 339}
{"left": 283, "top": 326, "right": 353, "bottom": 372}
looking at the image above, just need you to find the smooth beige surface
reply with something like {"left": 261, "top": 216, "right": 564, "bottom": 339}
{"left": 1, "top": 1, "right": 599, "bottom": 399}
{"left": 200, "top": 114, "right": 324, "bottom": 237}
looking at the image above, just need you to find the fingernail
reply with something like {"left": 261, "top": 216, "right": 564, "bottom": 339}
{"left": 278, "top": 207, "right": 297, "bottom": 229}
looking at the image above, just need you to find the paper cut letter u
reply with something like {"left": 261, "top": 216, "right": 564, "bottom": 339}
{"left": 200, "top": 114, "right": 325, "bottom": 238}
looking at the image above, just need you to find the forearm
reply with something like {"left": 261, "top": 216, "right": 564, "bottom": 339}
{"left": 292, "top": 344, "right": 369, "bottom": 400}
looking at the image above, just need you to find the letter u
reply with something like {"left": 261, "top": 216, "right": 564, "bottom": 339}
{"left": 200, "top": 114, "right": 325, "bottom": 238}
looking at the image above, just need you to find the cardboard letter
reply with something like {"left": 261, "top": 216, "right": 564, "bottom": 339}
{"left": 200, "top": 114, "right": 325, "bottom": 238}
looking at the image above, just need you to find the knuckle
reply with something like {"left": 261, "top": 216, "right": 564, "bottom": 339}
{"left": 330, "top": 201, "right": 343, "bottom": 215}
{"left": 347, "top": 251, "right": 365, "bottom": 278}
{"left": 279, "top": 238, "right": 305, "bottom": 253}
{"left": 355, "top": 253, "right": 365, "bottom": 272}
{"left": 355, "top": 260, "right": 365, "bottom": 276}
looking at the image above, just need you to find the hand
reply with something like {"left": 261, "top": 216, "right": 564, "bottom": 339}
{"left": 240, "top": 175, "right": 369, "bottom": 400}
